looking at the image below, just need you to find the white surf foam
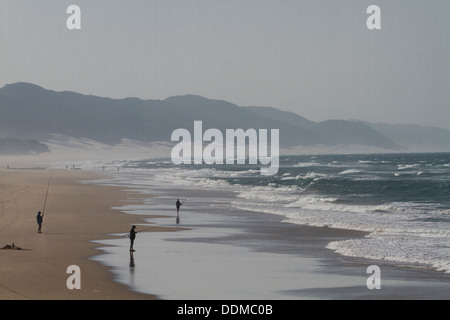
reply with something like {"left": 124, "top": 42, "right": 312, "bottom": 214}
{"left": 82, "top": 160, "right": 450, "bottom": 274}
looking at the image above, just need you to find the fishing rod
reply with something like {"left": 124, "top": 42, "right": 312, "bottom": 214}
{"left": 136, "top": 226, "right": 159, "bottom": 233}
{"left": 121, "top": 226, "right": 159, "bottom": 238}
{"left": 42, "top": 171, "right": 52, "bottom": 218}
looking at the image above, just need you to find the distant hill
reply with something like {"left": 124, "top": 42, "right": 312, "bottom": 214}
{"left": 1, "top": 82, "right": 449, "bottom": 153}
{"left": 243, "top": 106, "right": 403, "bottom": 150}
{"left": 0, "top": 137, "right": 50, "bottom": 155}
{"left": 367, "top": 122, "right": 450, "bottom": 152}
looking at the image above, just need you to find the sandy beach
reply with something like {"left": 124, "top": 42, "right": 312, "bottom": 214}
{"left": 0, "top": 169, "right": 155, "bottom": 300}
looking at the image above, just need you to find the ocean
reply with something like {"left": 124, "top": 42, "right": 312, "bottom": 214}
{"left": 78, "top": 152, "right": 450, "bottom": 298}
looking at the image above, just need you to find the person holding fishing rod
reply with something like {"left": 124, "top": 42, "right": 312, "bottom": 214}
{"left": 126, "top": 226, "right": 156, "bottom": 252}
{"left": 37, "top": 172, "right": 52, "bottom": 234}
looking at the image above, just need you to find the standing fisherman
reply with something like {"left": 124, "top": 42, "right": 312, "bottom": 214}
{"left": 36, "top": 211, "right": 43, "bottom": 233}
{"left": 176, "top": 199, "right": 183, "bottom": 214}
{"left": 129, "top": 226, "right": 137, "bottom": 252}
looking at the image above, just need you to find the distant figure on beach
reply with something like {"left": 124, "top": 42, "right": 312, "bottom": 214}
{"left": 36, "top": 211, "right": 43, "bottom": 233}
{"left": 176, "top": 199, "right": 183, "bottom": 214}
{"left": 129, "top": 225, "right": 137, "bottom": 252}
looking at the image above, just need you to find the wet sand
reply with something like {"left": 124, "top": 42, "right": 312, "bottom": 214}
{"left": 91, "top": 183, "right": 450, "bottom": 300}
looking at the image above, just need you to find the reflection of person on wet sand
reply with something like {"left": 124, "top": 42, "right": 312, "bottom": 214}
{"left": 129, "top": 225, "right": 137, "bottom": 252}
{"left": 129, "top": 252, "right": 135, "bottom": 268}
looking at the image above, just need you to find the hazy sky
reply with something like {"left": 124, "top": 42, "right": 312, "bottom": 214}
{"left": 1, "top": 0, "right": 449, "bottom": 129}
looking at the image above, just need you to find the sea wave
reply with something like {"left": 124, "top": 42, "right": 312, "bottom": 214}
{"left": 75, "top": 154, "right": 450, "bottom": 273}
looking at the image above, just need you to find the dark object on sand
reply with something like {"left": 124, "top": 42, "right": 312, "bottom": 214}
{"left": 1, "top": 243, "right": 23, "bottom": 250}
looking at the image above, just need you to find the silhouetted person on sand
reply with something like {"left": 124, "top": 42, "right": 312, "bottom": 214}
{"left": 176, "top": 199, "right": 182, "bottom": 214}
{"left": 129, "top": 225, "right": 137, "bottom": 252}
{"left": 36, "top": 211, "right": 43, "bottom": 233}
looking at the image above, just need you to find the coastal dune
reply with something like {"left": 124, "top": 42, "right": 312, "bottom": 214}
{"left": 0, "top": 169, "right": 154, "bottom": 300}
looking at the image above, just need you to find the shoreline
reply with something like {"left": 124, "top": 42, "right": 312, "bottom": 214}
{"left": 0, "top": 169, "right": 156, "bottom": 300}
{"left": 90, "top": 177, "right": 450, "bottom": 300}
